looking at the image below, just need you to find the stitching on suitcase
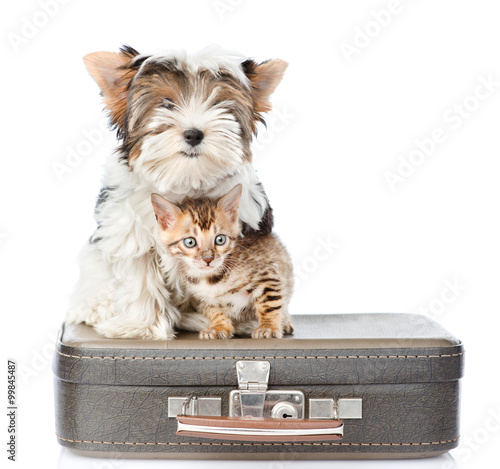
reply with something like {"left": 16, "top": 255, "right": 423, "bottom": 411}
{"left": 56, "top": 434, "right": 459, "bottom": 447}
{"left": 55, "top": 349, "right": 464, "bottom": 361}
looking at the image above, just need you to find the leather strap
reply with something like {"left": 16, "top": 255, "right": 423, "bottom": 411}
{"left": 177, "top": 416, "right": 344, "bottom": 442}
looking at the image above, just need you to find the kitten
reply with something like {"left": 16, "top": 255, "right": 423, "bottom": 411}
{"left": 151, "top": 185, "right": 294, "bottom": 339}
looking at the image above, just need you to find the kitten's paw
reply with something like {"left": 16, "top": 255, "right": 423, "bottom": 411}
{"left": 283, "top": 321, "right": 294, "bottom": 335}
{"left": 252, "top": 326, "right": 283, "bottom": 339}
{"left": 200, "top": 327, "right": 233, "bottom": 340}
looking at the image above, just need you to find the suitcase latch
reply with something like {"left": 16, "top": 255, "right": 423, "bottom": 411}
{"left": 236, "top": 360, "right": 270, "bottom": 392}
{"left": 167, "top": 396, "right": 222, "bottom": 418}
{"left": 229, "top": 361, "right": 304, "bottom": 419}
{"left": 309, "top": 398, "right": 363, "bottom": 419}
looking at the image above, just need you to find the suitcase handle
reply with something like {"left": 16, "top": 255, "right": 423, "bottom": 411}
{"left": 176, "top": 415, "right": 344, "bottom": 442}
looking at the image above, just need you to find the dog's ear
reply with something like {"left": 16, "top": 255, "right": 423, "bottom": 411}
{"left": 217, "top": 184, "right": 243, "bottom": 224}
{"left": 151, "top": 194, "right": 181, "bottom": 231}
{"left": 83, "top": 46, "right": 141, "bottom": 132}
{"left": 242, "top": 59, "right": 288, "bottom": 132}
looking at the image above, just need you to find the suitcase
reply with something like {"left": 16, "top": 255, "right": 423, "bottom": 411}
{"left": 53, "top": 313, "right": 464, "bottom": 460}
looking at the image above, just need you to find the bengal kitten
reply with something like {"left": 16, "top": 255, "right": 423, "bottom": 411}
{"left": 151, "top": 185, "right": 294, "bottom": 339}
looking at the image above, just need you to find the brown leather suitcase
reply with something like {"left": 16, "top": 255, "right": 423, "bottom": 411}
{"left": 53, "top": 313, "right": 464, "bottom": 459}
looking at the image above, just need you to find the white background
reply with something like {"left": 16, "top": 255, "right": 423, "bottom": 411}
{"left": 1, "top": 0, "right": 499, "bottom": 468}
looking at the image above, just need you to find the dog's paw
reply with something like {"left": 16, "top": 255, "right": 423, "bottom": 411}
{"left": 137, "top": 325, "right": 176, "bottom": 340}
{"left": 252, "top": 326, "right": 283, "bottom": 339}
{"left": 200, "top": 327, "right": 233, "bottom": 340}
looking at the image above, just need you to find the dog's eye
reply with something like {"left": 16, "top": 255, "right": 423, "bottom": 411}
{"left": 212, "top": 100, "right": 222, "bottom": 107}
{"left": 161, "top": 98, "right": 175, "bottom": 110}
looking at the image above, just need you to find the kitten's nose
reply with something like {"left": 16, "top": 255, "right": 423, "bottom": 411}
{"left": 202, "top": 256, "right": 214, "bottom": 265}
{"left": 184, "top": 128, "right": 204, "bottom": 147}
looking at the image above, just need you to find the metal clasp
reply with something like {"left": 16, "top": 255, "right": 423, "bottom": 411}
{"left": 168, "top": 396, "right": 221, "bottom": 418}
{"left": 181, "top": 396, "right": 197, "bottom": 416}
{"left": 236, "top": 361, "right": 270, "bottom": 391}
{"left": 230, "top": 360, "right": 304, "bottom": 419}
{"left": 234, "top": 361, "right": 270, "bottom": 417}
{"left": 309, "top": 398, "right": 363, "bottom": 420}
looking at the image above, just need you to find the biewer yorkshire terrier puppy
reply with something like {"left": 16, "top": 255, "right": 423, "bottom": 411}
{"left": 67, "top": 45, "right": 288, "bottom": 339}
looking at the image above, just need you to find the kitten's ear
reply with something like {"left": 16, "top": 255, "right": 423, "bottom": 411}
{"left": 218, "top": 185, "right": 243, "bottom": 223}
{"left": 151, "top": 194, "right": 180, "bottom": 231}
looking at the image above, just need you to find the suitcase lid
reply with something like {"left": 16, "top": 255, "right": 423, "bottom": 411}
{"left": 54, "top": 313, "right": 464, "bottom": 387}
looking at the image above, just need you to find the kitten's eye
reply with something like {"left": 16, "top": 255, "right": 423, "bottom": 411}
{"left": 161, "top": 98, "right": 175, "bottom": 110}
{"left": 215, "top": 235, "right": 227, "bottom": 246}
{"left": 183, "top": 237, "right": 197, "bottom": 248}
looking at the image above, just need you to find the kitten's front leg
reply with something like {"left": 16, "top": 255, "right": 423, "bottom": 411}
{"left": 253, "top": 290, "right": 286, "bottom": 339}
{"left": 199, "top": 305, "right": 235, "bottom": 340}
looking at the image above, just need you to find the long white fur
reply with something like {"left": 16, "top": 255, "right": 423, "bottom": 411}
{"left": 140, "top": 45, "right": 250, "bottom": 88}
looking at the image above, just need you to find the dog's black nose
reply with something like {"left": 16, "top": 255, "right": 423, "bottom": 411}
{"left": 184, "top": 129, "right": 204, "bottom": 147}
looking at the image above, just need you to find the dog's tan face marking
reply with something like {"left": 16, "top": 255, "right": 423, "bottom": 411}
{"left": 123, "top": 61, "right": 255, "bottom": 165}
{"left": 84, "top": 46, "right": 287, "bottom": 193}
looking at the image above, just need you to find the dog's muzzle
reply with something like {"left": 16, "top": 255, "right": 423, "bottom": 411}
{"left": 184, "top": 129, "right": 204, "bottom": 147}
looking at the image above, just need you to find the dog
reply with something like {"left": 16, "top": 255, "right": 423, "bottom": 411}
{"left": 67, "top": 45, "right": 288, "bottom": 339}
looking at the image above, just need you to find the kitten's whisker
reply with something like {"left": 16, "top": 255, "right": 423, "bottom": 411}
{"left": 222, "top": 259, "right": 245, "bottom": 275}
{"left": 234, "top": 243, "right": 253, "bottom": 252}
